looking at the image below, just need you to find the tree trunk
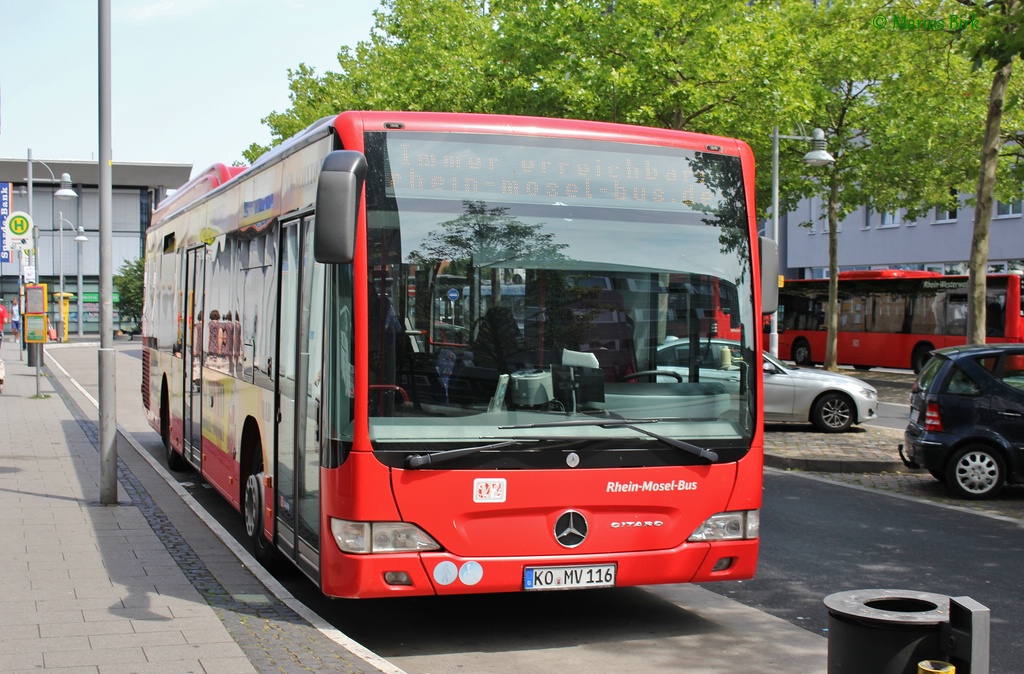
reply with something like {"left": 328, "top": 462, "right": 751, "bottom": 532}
{"left": 824, "top": 177, "right": 840, "bottom": 372}
{"left": 967, "top": 58, "right": 1014, "bottom": 345}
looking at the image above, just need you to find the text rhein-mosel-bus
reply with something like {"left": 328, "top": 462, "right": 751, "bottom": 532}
{"left": 142, "top": 111, "right": 778, "bottom": 598}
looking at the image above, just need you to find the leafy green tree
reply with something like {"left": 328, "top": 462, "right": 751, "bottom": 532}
{"left": 937, "top": 0, "right": 1024, "bottom": 344}
{"left": 113, "top": 257, "right": 144, "bottom": 334}
{"left": 483, "top": 0, "right": 815, "bottom": 218}
{"left": 789, "top": 0, "right": 989, "bottom": 369}
{"left": 249, "top": 0, "right": 1016, "bottom": 371}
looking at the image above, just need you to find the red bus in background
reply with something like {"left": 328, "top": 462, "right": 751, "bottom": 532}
{"left": 777, "top": 269, "right": 1024, "bottom": 373}
{"left": 142, "top": 111, "right": 773, "bottom": 599}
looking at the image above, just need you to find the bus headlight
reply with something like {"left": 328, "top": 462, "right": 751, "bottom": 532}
{"left": 688, "top": 510, "right": 759, "bottom": 541}
{"left": 330, "top": 518, "right": 441, "bottom": 554}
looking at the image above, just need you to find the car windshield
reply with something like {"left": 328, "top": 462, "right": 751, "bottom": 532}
{"left": 334, "top": 130, "right": 759, "bottom": 453}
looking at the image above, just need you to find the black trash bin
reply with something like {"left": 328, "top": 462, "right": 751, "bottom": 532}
{"left": 824, "top": 589, "right": 950, "bottom": 674}
{"left": 26, "top": 343, "right": 45, "bottom": 367}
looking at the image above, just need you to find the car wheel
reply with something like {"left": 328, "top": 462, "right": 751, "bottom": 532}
{"left": 792, "top": 339, "right": 812, "bottom": 366}
{"left": 162, "top": 386, "right": 185, "bottom": 471}
{"left": 811, "top": 392, "right": 854, "bottom": 433}
{"left": 244, "top": 452, "right": 277, "bottom": 565}
{"left": 911, "top": 344, "right": 933, "bottom": 374}
{"left": 946, "top": 445, "right": 1005, "bottom": 499}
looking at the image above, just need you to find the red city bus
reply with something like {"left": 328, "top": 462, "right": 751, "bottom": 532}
{"left": 142, "top": 111, "right": 776, "bottom": 598}
{"left": 777, "top": 269, "right": 1024, "bottom": 373}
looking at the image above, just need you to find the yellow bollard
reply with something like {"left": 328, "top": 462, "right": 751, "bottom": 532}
{"left": 918, "top": 661, "right": 954, "bottom": 674}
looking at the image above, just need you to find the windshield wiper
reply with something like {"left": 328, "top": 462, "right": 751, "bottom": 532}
{"left": 500, "top": 418, "right": 719, "bottom": 463}
{"left": 405, "top": 440, "right": 520, "bottom": 469}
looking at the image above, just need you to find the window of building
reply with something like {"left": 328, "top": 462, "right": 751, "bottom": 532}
{"left": 995, "top": 199, "right": 1023, "bottom": 218}
{"left": 934, "top": 190, "right": 959, "bottom": 223}
{"left": 880, "top": 209, "right": 901, "bottom": 228}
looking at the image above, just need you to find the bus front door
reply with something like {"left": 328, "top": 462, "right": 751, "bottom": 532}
{"left": 274, "top": 216, "right": 321, "bottom": 580}
{"left": 182, "top": 246, "right": 205, "bottom": 470}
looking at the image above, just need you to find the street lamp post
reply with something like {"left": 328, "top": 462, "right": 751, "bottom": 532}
{"left": 51, "top": 173, "right": 79, "bottom": 343}
{"left": 56, "top": 212, "right": 88, "bottom": 342}
{"left": 76, "top": 226, "right": 86, "bottom": 336}
{"left": 24, "top": 153, "right": 77, "bottom": 376}
{"left": 769, "top": 126, "right": 835, "bottom": 358}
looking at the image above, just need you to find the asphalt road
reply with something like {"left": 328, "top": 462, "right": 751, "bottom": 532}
{"left": 705, "top": 470, "right": 1023, "bottom": 673}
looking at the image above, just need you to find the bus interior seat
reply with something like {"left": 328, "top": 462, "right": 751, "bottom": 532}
{"left": 573, "top": 289, "right": 637, "bottom": 381}
{"left": 472, "top": 306, "right": 528, "bottom": 372}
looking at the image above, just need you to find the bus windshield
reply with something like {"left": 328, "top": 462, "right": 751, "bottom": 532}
{"left": 354, "top": 130, "right": 756, "bottom": 451}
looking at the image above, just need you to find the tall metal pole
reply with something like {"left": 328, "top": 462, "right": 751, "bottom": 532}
{"left": 770, "top": 126, "right": 780, "bottom": 358}
{"left": 77, "top": 230, "right": 84, "bottom": 337}
{"left": 27, "top": 150, "right": 41, "bottom": 394}
{"left": 59, "top": 212, "right": 65, "bottom": 342}
{"left": 98, "top": 0, "right": 118, "bottom": 505}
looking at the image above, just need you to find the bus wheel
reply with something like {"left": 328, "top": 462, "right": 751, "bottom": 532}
{"left": 911, "top": 344, "right": 934, "bottom": 374}
{"left": 811, "top": 392, "right": 854, "bottom": 433}
{"left": 947, "top": 444, "right": 1005, "bottom": 499}
{"left": 792, "top": 339, "right": 812, "bottom": 366}
{"left": 162, "top": 387, "right": 185, "bottom": 471}
{"left": 244, "top": 454, "right": 276, "bottom": 565}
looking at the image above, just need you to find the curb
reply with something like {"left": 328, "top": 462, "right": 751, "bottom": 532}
{"left": 765, "top": 454, "right": 915, "bottom": 474}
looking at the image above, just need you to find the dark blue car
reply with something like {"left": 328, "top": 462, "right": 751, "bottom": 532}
{"left": 900, "top": 344, "right": 1024, "bottom": 499}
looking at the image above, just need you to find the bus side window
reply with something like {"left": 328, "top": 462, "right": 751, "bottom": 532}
{"left": 986, "top": 301, "right": 1005, "bottom": 337}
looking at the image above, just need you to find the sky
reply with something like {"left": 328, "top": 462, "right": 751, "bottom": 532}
{"left": 1, "top": 0, "right": 382, "bottom": 180}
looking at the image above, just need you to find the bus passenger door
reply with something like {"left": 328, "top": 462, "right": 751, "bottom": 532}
{"left": 182, "top": 246, "right": 205, "bottom": 470}
{"left": 274, "top": 216, "right": 321, "bottom": 579}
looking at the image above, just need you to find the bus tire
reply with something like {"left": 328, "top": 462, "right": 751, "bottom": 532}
{"left": 792, "top": 338, "right": 812, "bottom": 366}
{"left": 811, "top": 392, "right": 854, "bottom": 433}
{"left": 911, "top": 344, "right": 934, "bottom": 374}
{"left": 162, "top": 383, "right": 186, "bottom": 472}
{"left": 244, "top": 452, "right": 276, "bottom": 566}
{"left": 946, "top": 444, "right": 1005, "bottom": 499}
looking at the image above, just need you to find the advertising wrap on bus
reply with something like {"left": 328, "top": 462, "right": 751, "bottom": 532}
{"left": 142, "top": 111, "right": 769, "bottom": 599}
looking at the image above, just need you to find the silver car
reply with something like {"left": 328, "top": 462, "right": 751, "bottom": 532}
{"left": 656, "top": 339, "right": 878, "bottom": 432}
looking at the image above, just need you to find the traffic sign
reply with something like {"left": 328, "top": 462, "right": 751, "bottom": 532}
{"left": 4, "top": 210, "right": 33, "bottom": 239}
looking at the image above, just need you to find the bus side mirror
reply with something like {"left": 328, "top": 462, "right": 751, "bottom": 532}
{"left": 760, "top": 236, "right": 779, "bottom": 314}
{"left": 314, "top": 150, "right": 367, "bottom": 264}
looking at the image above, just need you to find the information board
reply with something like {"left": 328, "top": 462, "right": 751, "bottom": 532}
{"left": 25, "top": 284, "right": 48, "bottom": 314}
{"left": 25, "top": 314, "right": 48, "bottom": 343}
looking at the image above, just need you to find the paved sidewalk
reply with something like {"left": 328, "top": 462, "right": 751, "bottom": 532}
{"left": 0, "top": 345, "right": 394, "bottom": 674}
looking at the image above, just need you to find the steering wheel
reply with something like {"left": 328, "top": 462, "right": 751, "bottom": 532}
{"left": 620, "top": 370, "right": 683, "bottom": 383}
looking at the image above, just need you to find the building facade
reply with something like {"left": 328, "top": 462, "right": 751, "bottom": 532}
{"left": 780, "top": 194, "right": 1024, "bottom": 278}
{"left": 0, "top": 158, "right": 191, "bottom": 335}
